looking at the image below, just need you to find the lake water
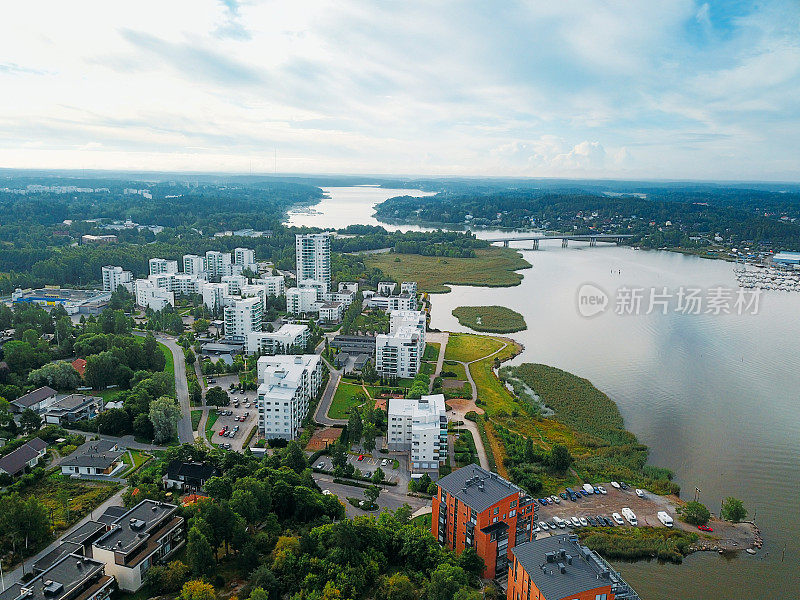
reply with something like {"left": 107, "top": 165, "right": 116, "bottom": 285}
{"left": 292, "top": 187, "right": 800, "bottom": 599}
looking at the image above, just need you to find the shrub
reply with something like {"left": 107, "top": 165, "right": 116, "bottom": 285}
{"left": 681, "top": 501, "right": 710, "bottom": 526}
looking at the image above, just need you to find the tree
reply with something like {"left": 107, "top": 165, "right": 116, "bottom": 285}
{"left": 3, "top": 341, "right": 37, "bottom": 374}
{"left": 347, "top": 408, "right": 363, "bottom": 442}
{"left": 133, "top": 413, "right": 154, "bottom": 439}
{"left": 682, "top": 501, "right": 711, "bottom": 526}
{"left": 28, "top": 361, "right": 82, "bottom": 390}
{"left": 426, "top": 564, "right": 467, "bottom": 600}
{"left": 549, "top": 444, "right": 572, "bottom": 473}
{"left": 186, "top": 527, "right": 214, "bottom": 575}
{"left": 205, "top": 386, "right": 230, "bottom": 407}
{"left": 371, "top": 467, "right": 385, "bottom": 486}
{"left": 180, "top": 580, "right": 215, "bottom": 600}
{"left": 20, "top": 408, "right": 42, "bottom": 434}
{"left": 185, "top": 348, "right": 196, "bottom": 365}
{"left": 149, "top": 396, "right": 182, "bottom": 444}
{"left": 721, "top": 497, "right": 747, "bottom": 523}
{"left": 364, "top": 484, "right": 381, "bottom": 509}
{"left": 84, "top": 352, "right": 117, "bottom": 390}
{"left": 204, "top": 476, "right": 233, "bottom": 500}
{"left": 380, "top": 574, "right": 416, "bottom": 600}
{"left": 457, "top": 546, "right": 485, "bottom": 579}
{"left": 96, "top": 408, "right": 131, "bottom": 436}
{"left": 362, "top": 422, "right": 377, "bottom": 452}
{"left": 282, "top": 441, "right": 307, "bottom": 473}
{"left": 189, "top": 380, "right": 202, "bottom": 405}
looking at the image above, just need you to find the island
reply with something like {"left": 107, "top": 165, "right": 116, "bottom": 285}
{"left": 452, "top": 305, "right": 527, "bottom": 333}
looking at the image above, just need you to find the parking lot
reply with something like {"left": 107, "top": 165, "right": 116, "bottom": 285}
{"left": 313, "top": 452, "right": 404, "bottom": 484}
{"left": 209, "top": 383, "right": 258, "bottom": 451}
{"left": 533, "top": 482, "right": 680, "bottom": 532}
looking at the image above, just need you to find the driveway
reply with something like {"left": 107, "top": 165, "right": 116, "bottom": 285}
{"left": 314, "top": 357, "right": 346, "bottom": 426}
{"left": 312, "top": 472, "right": 429, "bottom": 518}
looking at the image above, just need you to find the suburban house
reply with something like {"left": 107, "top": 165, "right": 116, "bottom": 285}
{"left": 162, "top": 461, "right": 220, "bottom": 493}
{"left": 44, "top": 394, "right": 103, "bottom": 425}
{"left": 0, "top": 552, "right": 114, "bottom": 600}
{"left": 92, "top": 499, "right": 184, "bottom": 592}
{"left": 9, "top": 386, "right": 57, "bottom": 413}
{"left": 60, "top": 440, "right": 125, "bottom": 477}
{"left": 508, "top": 534, "right": 641, "bottom": 600}
{"left": 0, "top": 437, "right": 48, "bottom": 477}
{"left": 432, "top": 464, "right": 537, "bottom": 580}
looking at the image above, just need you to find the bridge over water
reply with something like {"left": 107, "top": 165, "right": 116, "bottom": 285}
{"left": 484, "top": 233, "right": 634, "bottom": 249}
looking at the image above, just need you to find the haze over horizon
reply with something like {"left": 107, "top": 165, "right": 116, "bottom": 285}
{"left": 2, "top": 1, "right": 799, "bottom": 180}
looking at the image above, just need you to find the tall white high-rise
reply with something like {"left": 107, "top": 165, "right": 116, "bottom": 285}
{"left": 295, "top": 233, "right": 331, "bottom": 292}
{"left": 205, "top": 251, "right": 232, "bottom": 278}
{"left": 149, "top": 258, "right": 179, "bottom": 276}
{"left": 257, "top": 354, "right": 322, "bottom": 440}
{"left": 101, "top": 265, "right": 132, "bottom": 293}
{"left": 182, "top": 254, "right": 204, "bottom": 276}
{"left": 223, "top": 297, "right": 263, "bottom": 342}
{"left": 234, "top": 247, "right": 256, "bottom": 269}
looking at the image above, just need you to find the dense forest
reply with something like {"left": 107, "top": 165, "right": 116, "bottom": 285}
{"left": 374, "top": 187, "right": 800, "bottom": 251}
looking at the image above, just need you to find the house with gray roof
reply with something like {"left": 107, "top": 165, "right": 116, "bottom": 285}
{"left": 9, "top": 386, "right": 57, "bottom": 413}
{"left": 44, "top": 394, "right": 103, "bottom": 425}
{"left": 0, "top": 437, "right": 47, "bottom": 476}
{"left": 60, "top": 439, "right": 125, "bottom": 477}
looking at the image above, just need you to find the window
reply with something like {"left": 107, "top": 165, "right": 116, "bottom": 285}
{"left": 510, "top": 500, "right": 517, "bottom": 508}
{"left": 493, "top": 507, "right": 499, "bottom": 515}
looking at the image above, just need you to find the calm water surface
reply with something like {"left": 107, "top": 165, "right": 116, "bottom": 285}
{"left": 293, "top": 188, "right": 800, "bottom": 599}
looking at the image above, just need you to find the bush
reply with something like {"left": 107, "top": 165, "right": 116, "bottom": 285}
{"left": 681, "top": 501, "right": 710, "bottom": 526}
{"left": 721, "top": 497, "right": 747, "bottom": 523}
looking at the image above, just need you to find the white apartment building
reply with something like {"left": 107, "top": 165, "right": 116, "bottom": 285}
{"left": 296, "top": 233, "right": 331, "bottom": 292}
{"left": 182, "top": 254, "right": 204, "bottom": 276}
{"left": 246, "top": 323, "right": 309, "bottom": 355}
{"left": 286, "top": 286, "right": 319, "bottom": 314}
{"left": 256, "top": 275, "right": 286, "bottom": 297}
{"left": 134, "top": 279, "right": 174, "bottom": 310}
{"left": 390, "top": 310, "right": 426, "bottom": 334}
{"left": 400, "top": 281, "right": 418, "bottom": 297}
{"left": 257, "top": 354, "right": 323, "bottom": 440}
{"left": 365, "top": 293, "right": 417, "bottom": 311}
{"left": 375, "top": 327, "right": 424, "bottom": 378}
{"left": 318, "top": 301, "right": 344, "bottom": 323}
{"left": 338, "top": 281, "right": 359, "bottom": 294}
{"left": 102, "top": 265, "right": 132, "bottom": 293}
{"left": 377, "top": 282, "right": 397, "bottom": 296}
{"left": 204, "top": 250, "right": 232, "bottom": 278}
{"left": 149, "top": 258, "right": 179, "bottom": 275}
{"left": 222, "top": 274, "right": 247, "bottom": 295}
{"left": 234, "top": 247, "right": 256, "bottom": 269}
{"left": 387, "top": 394, "right": 448, "bottom": 471}
{"left": 223, "top": 297, "right": 263, "bottom": 342}
{"left": 200, "top": 282, "right": 228, "bottom": 312}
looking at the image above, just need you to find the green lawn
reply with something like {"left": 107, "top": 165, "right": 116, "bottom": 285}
{"left": 411, "top": 513, "right": 432, "bottom": 530}
{"left": 452, "top": 305, "right": 527, "bottom": 333}
{"left": 205, "top": 411, "right": 219, "bottom": 438}
{"left": 191, "top": 409, "right": 202, "bottom": 431}
{"left": 120, "top": 450, "right": 150, "bottom": 478}
{"left": 159, "top": 342, "right": 175, "bottom": 377}
{"left": 365, "top": 247, "right": 530, "bottom": 293}
{"left": 91, "top": 389, "right": 123, "bottom": 402}
{"left": 423, "top": 342, "right": 441, "bottom": 362}
{"left": 444, "top": 333, "right": 505, "bottom": 363}
{"left": 329, "top": 382, "right": 370, "bottom": 420}
{"left": 441, "top": 360, "right": 468, "bottom": 380}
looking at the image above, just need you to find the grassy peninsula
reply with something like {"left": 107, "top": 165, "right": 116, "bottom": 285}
{"left": 364, "top": 246, "right": 530, "bottom": 293}
{"left": 452, "top": 305, "right": 527, "bottom": 333}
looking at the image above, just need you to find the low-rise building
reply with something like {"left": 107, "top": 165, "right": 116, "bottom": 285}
{"left": 81, "top": 234, "right": 117, "bottom": 245}
{"left": 387, "top": 394, "right": 447, "bottom": 471}
{"left": 365, "top": 293, "right": 417, "bottom": 312}
{"left": 257, "top": 354, "right": 323, "bottom": 440}
{"left": 92, "top": 499, "right": 184, "bottom": 592}
{"left": 134, "top": 279, "right": 174, "bottom": 311}
{"left": 317, "top": 301, "right": 343, "bottom": 323}
{"left": 0, "top": 437, "right": 47, "bottom": 477}
{"left": 11, "top": 288, "right": 112, "bottom": 315}
{"left": 10, "top": 386, "right": 58, "bottom": 413}
{"left": 246, "top": 323, "right": 309, "bottom": 355}
{"left": 162, "top": 461, "right": 220, "bottom": 493}
{"left": 0, "top": 551, "right": 114, "bottom": 600}
{"left": 432, "top": 464, "right": 536, "bottom": 579}
{"left": 44, "top": 394, "right": 103, "bottom": 425}
{"left": 508, "top": 534, "right": 641, "bottom": 600}
{"left": 60, "top": 440, "right": 125, "bottom": 478}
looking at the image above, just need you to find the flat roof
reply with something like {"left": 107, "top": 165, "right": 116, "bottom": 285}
{"left": 63, "top": 520, "right": 107, "bottom": 544}
{"left": 94, "top": 500, "right": 177, "bottom": 554}
{"left": 436, "top": 464, "right": 523, "bottom": 512}
{"left": 0, "top": 554, "right": 106, "bottom": 600}
{"left": 512, "top": 535, "right": 620, "bottom": 600}
{"left": 32, "top": 542, "right": 82, "bottom": 573}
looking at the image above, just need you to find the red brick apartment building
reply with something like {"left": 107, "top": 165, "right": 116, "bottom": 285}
{"left": 432, "top": 464, "right": 537, "bottom": 579}
{"left": 508, "top": 534, "right": 641, "bottom": 600}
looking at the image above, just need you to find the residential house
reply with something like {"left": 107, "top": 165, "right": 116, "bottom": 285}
{"left": 0, "top": 437, "right": 48, "bottom": 476}
{"left": 60, "top": 440, "right": 125, "bottom": 477}
{"left": 162, "top": 461, "right": 220, "bottom": 493}
{"left": 9, "top": 386, "right": 57, "bottom": 413}
{"left": 44, "top": 394, "right": 103, "bottom": 425}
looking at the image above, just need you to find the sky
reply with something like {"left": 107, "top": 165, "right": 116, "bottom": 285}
{"left": 1, "top": 0, "right": 799, "bottom": 180}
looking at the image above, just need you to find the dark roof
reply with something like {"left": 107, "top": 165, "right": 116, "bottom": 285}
{"left": 512, "top": 535, "right": 617, "bottom": 600}
{"left": 436, "top": 464, "right": 523, "bottom": 512}
{"left": 63, "top": 520, "right": 107, "bottom": 545}
{"left": 26, "top": 437, "right": 48, "bottom": 452}
{"left": 480, "top": 521, "right": 509, "bottom": 535}
{"left": 94, "top": 499, "right": 178, "bottom": 554}
{"left": 164, "top": 460, "right": 219, "bottom": 482}
{"left": 0, "top": 442, "right": 42, "bottom": 476}
{"left": 0, "top": 554, "right": 106, "bottom": 600}
{"left": 32, "top": 542, "right": 82, "bottom": 573}
{"left": 61, "top": 439, "right": 124, "bottom": 469}
{"left": 11, "top": 386, "right": 57, "bottom": 409}
{"left": 97, "top": 506, "right": 128, "bottom": 525}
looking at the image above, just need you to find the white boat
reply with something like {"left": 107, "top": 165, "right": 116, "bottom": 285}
{"left": 622, "top": 507, "right": 638, "bottom": 525}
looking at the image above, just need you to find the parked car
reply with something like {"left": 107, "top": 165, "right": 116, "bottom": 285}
{"left": 560, "top": 492, "right": 568, "bottom": 500}
{"left": 587, "top": 517, "right": 598, "bottom": 526}
{"left": 619, "top": 481, "right": 630, "bottom": 490}
{"left": 550, "top": 495, "right": 561, "bottom": 504}
{"left": 580, "top": 490, "right": 590, "bottom": 497}
{"left": 322, "top": 489, "right": 332, "bottom": 495}
{"left": 538, "top": 498, "right": 547, "bottom": 506}
{"left": 612, "top": 512, "right": 625, "bottom": 525}
{"left": 381, "top": 459, "right": 388, "bottom": 467}
{"left": 698, "top": 525, "right": 714, "bottom": 532}
{"left": 539, "top": 522, "right": 549, "bottom": 531}
{"left": 357, "top": 455, "right": 364, "bottom": 461}
{"left": 635, "top": 489, "right": 646, "bottom": 498}
{"left": 218, "top": 429, "right": 226, "bottom": 436}
{"left": 597, "top": 486, "right": 608, "bottom": 495}
{"left": 610, "top": 481, "right": 620, "bottom": 489}
{"left": 579, "top": 517, "right": 588, "bottom": 527}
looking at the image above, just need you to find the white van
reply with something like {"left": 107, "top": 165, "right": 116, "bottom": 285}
{"left": 612, "top": 512, "right": 624, "bottom": 525}
{"left": 621, "top": 507, "right": 638, "bottom": 525}
{"left": 657, "top": 511, "right": 674, "bottom": 527}
{"left": 582, "top": 483, "right": 595, "bottom": 494}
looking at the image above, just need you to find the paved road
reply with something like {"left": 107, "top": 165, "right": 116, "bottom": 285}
{"left": 3, "top": 487, "right": 126, "bottom": 588}
{"left": 314, "top": 356, "right": 346, "bottom": 426}
{"left": 425, "top": 332, "right": 449, "bottom": 392}
{"left": 313, "top": 472, "right": 429, "bottom": 517}
{"left": 153, "top": 334, "right": 194, "bottom": 444}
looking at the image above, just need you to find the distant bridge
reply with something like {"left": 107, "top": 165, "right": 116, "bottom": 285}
{"left": 484, "top": 233, "right": 635, "bottom": 249}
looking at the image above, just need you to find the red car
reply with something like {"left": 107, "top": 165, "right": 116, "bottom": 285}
{"left": 218, "top": 429, "right": 227, "bottom": 436}
{"left": 357, "top": 455, "right": 364, "bottom": 461}
{"left": 698, "top": 525, "right": 713, "bottom": 532}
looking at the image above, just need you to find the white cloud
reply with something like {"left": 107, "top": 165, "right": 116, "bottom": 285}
{"left": 0, "top": 0, "right": 797, "bottom": 179}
